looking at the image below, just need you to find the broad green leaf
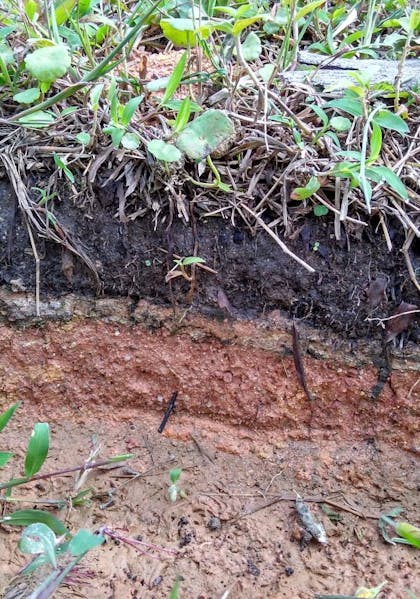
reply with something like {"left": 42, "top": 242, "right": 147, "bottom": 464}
{"left": 121, "top": 95, "right": 143, "bottom": 127}
{"left": 13, "top": 87, "right": 40, "bottom": 104}
{"left": 368, "top": 121, "right": 382, "bottom": 162}
{"left": 336, "top": 150, "right": 363, "bottom": 160}
{"left": 181, "top": 257, "right": 205, "bottom": 266}
{"left": 160, "top": 51, "right": 187, "bottom": 106}
{"left": 0, "top": 452, "right": 14, "bottom": 467}
{"left": 232, "top": 16, "right": 262, "bottom": 36}
{"left": 175, "top": 109, "right": 235, "bottom": 159}
{"left": 147, "top": 139, "right": 182, "bottom": 162}
{"left": 25, "top": 44, "right": 71, "bottom": 83}
{"left": 0, "top": 401, "right": 20, "bottom": 431}
{"left": 367, "top": 165, "right": 408, "bottom": 200}
{"left": 313, "top": 205, "right": 329, "bottom": 217}
{"left": 103, "top": 125, "right": 125, "bottom": 148}
{"left": 18, "top": 110, "right": 56, "bottom": 128}
{"left": 408, "top": 9, "right": 420, "bottom": 32}
{"left": 68, "top": 529, "right": 105, "bottom": 556}
{"left": 76, "top": 131, "right": 90, "bottom": 145}
{"left": 395, "top": 522, "right": 420, "bottom": 548}
{"left": 121, "top": 132, "right": 140, "bottom": 149}
{"left": 24, "top": 0, "right": 39, "bottom": 20}
{"left": 60, "top": 106, "right": 77, "bottom": 116}
{"left": 0, "top": 43, "right": 14, "bottom": 66}
{"left": 24, "top": 423, "right": 50, "bottom": 477}
{"left": 77, "top": 0, "right": 93, "bottom": 17}
{"left": 54, "top": 0, "right": 77, "bottom": 25}
{"left": 296, "top": 0, "right": 325, "bottom": 21}
{"left": 325, "top": 97, "right": 363, "bottom": 116}
{"left": 291, "top": 176, "right": 320, "bottom": 200}
{"left": 241, "top": 31, "right": 261, "bottom": 61}
{"left": 329, "top": 115, "right": 351, "bottom": 131}
{"left": 19, "top": 523, "right": 57, "bottom": 568}
{"left": 160, "top": 19, "right": 212, "bottom": 47}
{"left": 146, "top": 76, "right": 171, "bottom": 92}
{"left": 1, "top": 510, "right": 70, "bottom": 536}
{"left": 373, "top": 110, "right": 409, "bottom": 134}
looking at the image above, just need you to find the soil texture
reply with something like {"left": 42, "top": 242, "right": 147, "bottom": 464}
{"left": 1, "top": 178, "right": 419, "bottom": 343}
{"left": 0, "top": 410, "right": 419, "bottom": 599}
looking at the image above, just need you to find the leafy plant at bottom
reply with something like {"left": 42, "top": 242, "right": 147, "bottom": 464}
{"left": 379, "top": 507, "right": 420, "bottom": 548}
{"left": 11, "top": 523, "right": 105, "bottom": 598}
{"left": 102, "top": 78, "right": 143, "bottom": 149}
{"left": 165, "top": 256, "right": 206, "bottom": 283}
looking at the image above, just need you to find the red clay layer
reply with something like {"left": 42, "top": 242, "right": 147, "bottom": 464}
{"left": 0, "top": 302, "right": 418, "bottom": 452}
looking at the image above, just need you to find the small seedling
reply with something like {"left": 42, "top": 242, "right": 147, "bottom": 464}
{"left": 165, "top": 256, "right": 206, "bottom": 283}
{"left": 379, "top": 507, "right": 420, "bottom": 549}
{"left": 168, "top": 468, "right": 182, "bottom": 502}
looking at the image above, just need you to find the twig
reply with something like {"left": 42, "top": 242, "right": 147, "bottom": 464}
{"left": 158, "top": 392, "right": 178, "bottom": 433}
{"left": 292, "top": 322, "right": 314, "bottom": 401}
{"left": 365, "top": 308, "right": 420, "bottom": 325}
{"left": 402, "top": 230, "right": 420, "bottom": 294}
{"left": 229, "top": 494, "right": 380, "bottom": 523}
{"left": 0, "top": 458, "right": 131, "bottom": 491}
{"left": 241, "top": 204, "right": 315, "bottom": 273}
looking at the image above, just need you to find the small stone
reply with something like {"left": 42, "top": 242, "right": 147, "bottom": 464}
{"left": 207, "top": 517, "right": 221, "bottom": 530}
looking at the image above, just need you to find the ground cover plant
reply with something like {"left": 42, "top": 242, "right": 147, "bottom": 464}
{"left": 0, "top": 0, "right": 419, "bottom": 595}
{"left": 0, "top": 0, "right": 419, "bottom": 308}
{"left": 0, "top": 401, "right": 139, "bottom": 596}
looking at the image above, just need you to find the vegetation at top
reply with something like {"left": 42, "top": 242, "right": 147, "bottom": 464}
{"left": 0, "top": 0, "right": 419, "bottom": 283}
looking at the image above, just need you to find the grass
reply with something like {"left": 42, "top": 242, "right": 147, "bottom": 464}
{"left": 0, "top": 0, "right": 419, "bottom": 300}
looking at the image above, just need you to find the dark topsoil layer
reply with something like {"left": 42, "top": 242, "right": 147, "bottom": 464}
{"left": 0, "top": 178, "right": 419, "bottom": 344}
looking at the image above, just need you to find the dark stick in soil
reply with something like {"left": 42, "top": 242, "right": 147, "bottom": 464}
{"left": 292, "top": 322, "right": 314, "bottom": 402}
{"left": 158, "top": 392, "right": 178, "bottom": 433}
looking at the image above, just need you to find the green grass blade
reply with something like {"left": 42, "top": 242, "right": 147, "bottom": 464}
{"left": 0, "top": 509, "right": 70, "bottom": 536}
{"left": 0, "top": 451, "right": 14, "bottom": 467}
{"left": 160, "top": 51, "right": 187, "bottom": 106}
{"left": 0, "top": 401, "right": 20, "bottom": 432}
{"left": 24, "top": 423, "right": 50, "bottom": 477}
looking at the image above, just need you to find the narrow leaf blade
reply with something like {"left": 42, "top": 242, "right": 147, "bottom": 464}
{"left": 1, "top": 509, "right": 70, "bottom": 536}
{"left": 0, "top": 401, "right": 20, "bottom": 432}
{"left": 160, "top": 51, "right": 187, "bottom": 106}
{"left": 24, "top": 423, "right": 50, "bottom": 477}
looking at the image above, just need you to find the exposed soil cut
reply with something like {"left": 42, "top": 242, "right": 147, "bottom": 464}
{"left": 0, "top": 170, "right": 419, "bottom": 598}
{"left": 1, "top": 178, "right": 419, "bottom": 343}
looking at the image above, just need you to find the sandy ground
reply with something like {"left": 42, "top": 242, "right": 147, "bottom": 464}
{"left": 0, "top": 406, "right": 418, "bottom": 599}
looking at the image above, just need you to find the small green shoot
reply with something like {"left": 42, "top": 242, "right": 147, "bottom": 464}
{"left": 165, "top": 256, "right": 206, "bottom": 283}
{"left": 379, "top": 507, "right": 420, "bottom": 549}
{"left": 169, "top": 576, "right": 181, "bottom": 599}
{"left": 168, "top": 468, "right": 182, "bottom": 502}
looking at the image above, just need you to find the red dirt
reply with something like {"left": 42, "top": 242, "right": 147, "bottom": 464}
{"left": 0, "top": 294, "right": 419, "bottom": 598}
{"left": 0, "top": 296, "right": 418, "bottom": 451}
